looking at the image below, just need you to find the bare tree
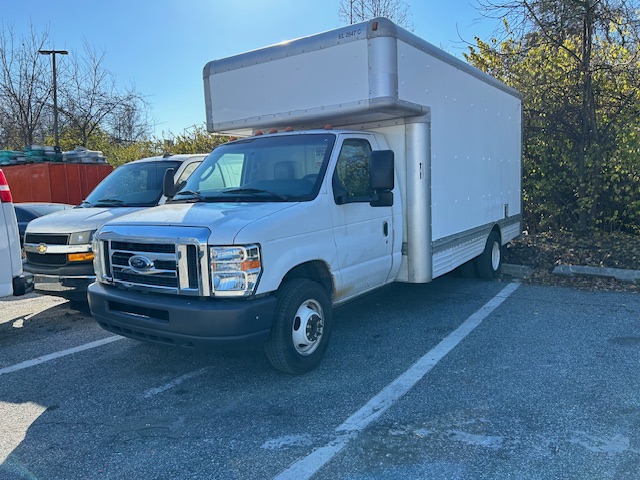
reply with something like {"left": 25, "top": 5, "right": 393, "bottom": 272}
{"left": 109, "top": 99, "right": 152, "bottom": 145}
{"left": 339, "top": 0, "right": 414, "bottom": 30}
{"left": 57, "top": 42, "right": 151, "bottom": 146}
{"left": 0, "top": 24, "right": 51, "bottom": 148}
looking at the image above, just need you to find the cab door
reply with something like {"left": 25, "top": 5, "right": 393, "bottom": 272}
{"left": 329, "top": 135, "right": 394, "bottom": 301}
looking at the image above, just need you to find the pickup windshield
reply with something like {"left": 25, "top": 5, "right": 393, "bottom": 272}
{"left": 82, "top": 160, "right": 182, "bottom": 207}
{"left": 171, "top": 134, "right": 336, "bottom": 203}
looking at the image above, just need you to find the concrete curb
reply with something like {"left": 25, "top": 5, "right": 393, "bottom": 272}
{"left": 503, "top": 262, "right": 640, "bottom": 284}
{"left": 552, "top": 265, "right": 640, "bottom": 283}
{"left": 502, "top": 263, "right": 534, "bottom": 279}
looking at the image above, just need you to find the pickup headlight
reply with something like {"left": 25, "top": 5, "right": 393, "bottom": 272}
{"left": 69, "top": 230, "right": 96, "bottom": 245}
{"left": 210, "top": 245, "right": 261, "bottom": 296}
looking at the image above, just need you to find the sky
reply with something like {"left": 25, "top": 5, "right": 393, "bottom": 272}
{"left": 2, "top": 0, "right": 501, "bottom": 138}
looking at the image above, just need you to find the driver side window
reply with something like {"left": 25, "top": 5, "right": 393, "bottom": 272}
{"left": 333, "top": 139, "right": 372, "bottom": 202}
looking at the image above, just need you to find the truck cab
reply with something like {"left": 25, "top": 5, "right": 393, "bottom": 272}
{"left": 23, "top": 153, "right": 206, "bottom": 303}
{"left": 0, "top": 169, "right": 34, "bottom": 298}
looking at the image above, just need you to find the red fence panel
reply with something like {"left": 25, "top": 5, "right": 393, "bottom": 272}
{"left": 2, "top": 163, "right": 113, "bottom": 204}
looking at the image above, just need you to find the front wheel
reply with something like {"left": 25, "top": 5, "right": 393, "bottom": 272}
{"left": 265, "top": 279, "right": 332, "bottom": 374}
{"left": 476, "top": 231, "right": 502, "bottom": 279}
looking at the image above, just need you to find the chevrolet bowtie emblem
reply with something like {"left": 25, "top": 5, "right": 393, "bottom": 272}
{"left": 37, "top": 243, "right": 48, "bottom": 254}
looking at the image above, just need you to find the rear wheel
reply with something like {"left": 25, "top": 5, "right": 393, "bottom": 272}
{"left": 476, "top": 231, "right": 502, "bottom": 279}
{"left": 265, "top": 279, "right": 332, "bottom": 375}
{"left": 458, "top": 259, "right": 477, "bottom": 278}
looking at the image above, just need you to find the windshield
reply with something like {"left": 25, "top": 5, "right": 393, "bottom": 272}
{"left": 171, "top": 134, "right": 336, "bottom": 203}
{"left": 82, "top": 160, "right": 181, "bottom": 207}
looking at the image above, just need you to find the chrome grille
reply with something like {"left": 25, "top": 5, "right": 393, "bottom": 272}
{"left": 98, "top": 226, "right": 210, "bottom": 297}
{"left": 110, "top": 242, "right": 179, "bottom": 290}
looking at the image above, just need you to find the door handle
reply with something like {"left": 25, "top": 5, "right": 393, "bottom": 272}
{"left": 383, "top": 221, "right": 389, "bottom": 237}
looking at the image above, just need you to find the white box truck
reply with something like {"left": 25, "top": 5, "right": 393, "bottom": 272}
{"left": 88, "top": 18, "right": 522, "bottom": 374}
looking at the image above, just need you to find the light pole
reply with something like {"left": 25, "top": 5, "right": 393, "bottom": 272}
{"left": 39, "top": 49, "right": 68, "bottom": 151}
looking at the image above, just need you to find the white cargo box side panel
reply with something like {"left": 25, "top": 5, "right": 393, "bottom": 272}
{"left": 207, "top": 41, "right": 369, "bottom": 130}
{"left": 204, "top": 20, "right": 426, "bottom": 135}
{"left": 396, "top": 41, "right": 522, "bottom": 241}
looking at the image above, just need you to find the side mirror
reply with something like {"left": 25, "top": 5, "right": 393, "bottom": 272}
{"left": 369, "top": 150, "right": 394, "bottom": 207}
{"left": 162, "top": 168, "right": 177, "bottom": 198}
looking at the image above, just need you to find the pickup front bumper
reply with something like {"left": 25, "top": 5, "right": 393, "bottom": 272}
{"left": 87, "top": 282, "right": 277, "bottom": 350}
{"left": 23, "top": 262, "right": 94, "bottom": 300}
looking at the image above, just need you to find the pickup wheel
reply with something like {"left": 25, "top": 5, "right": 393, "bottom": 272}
{"left": 476, "top": 231, "right": 502, "bottom": 279}
{"left": 265, "top": 279, "right": 332, "bottom": 375}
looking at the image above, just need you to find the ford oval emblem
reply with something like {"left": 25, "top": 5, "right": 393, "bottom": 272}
{"left": 129, "top": 255, "right": 153, "bottom": 271}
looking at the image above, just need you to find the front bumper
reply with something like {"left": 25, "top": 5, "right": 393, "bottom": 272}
{"left": 87, "top": 282, "right": 277, "bottom": 350}
{"left": 12, "top": 273, "right": 34, "bottom": 296}
{"left": 24, "top": 262, "right": 94, "bottom": 299}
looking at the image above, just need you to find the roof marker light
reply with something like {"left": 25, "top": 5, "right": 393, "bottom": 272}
{"left": 324, "top": 124, "right": 334, "bottom": 130}
{"left": 255, "top": 130, "right": 264, "bottom": 135}
{"left": 372, "top": 21, "right": 378, "bottom": 31}
{"left": 269, "top": 128, "right": 278, "bottom": 134}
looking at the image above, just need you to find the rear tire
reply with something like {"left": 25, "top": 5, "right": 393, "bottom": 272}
{"left": 458, "top": 260, "right": 477, "bottom": 278}
{"left": 476, "top": 231, "right": 502, "bottom": 279}
{"left": 265, "top": 279, "right": 332, "bottom": 375}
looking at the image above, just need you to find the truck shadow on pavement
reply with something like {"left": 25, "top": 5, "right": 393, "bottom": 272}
{"left": 0, "top": 297, "right": 93, "bottom": 344}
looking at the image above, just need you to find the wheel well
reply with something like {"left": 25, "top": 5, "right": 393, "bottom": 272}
{"left": 281, "top": 261, "right": 333, "bottom": 298}
{"left": 491, "top": 225, "right": 502, "bottom": 244}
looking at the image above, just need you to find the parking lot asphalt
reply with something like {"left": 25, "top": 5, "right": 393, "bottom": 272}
{"left": 1, "top": 277, "right": 639, "bottom": 479}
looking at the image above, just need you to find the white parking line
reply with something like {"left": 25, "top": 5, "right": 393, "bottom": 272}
{"left": 274, "top": 282, "right": 521, "bottom": 480}
{"left": 0, "top": 336, "right": 124, "bottom": 375}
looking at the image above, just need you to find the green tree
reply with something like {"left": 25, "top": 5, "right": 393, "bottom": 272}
{"left": 467, "top": 1, "right": 640, "bottom": 234}
{"left": 163, "top": 124, "right": 230, "bottom": 155}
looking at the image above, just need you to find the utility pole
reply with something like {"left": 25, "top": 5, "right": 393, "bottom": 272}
{"left": 39, "top": 49, "right": 68, "bottom": 151}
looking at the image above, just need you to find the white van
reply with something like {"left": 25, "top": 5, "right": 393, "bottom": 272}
{"left": 0, "top": 169, "right": 34, "bottom": 297}
{"left": 23, "top": 154, "right": 206, "bottom": 303}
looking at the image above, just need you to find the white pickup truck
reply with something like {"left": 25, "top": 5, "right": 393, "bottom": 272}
{"left": 0, "top": 169, "right": 34, "bottom": 298}
{"left": 23, "top": 154, "right": 206, "bottom": 304}
{"left": 88, "top": 18, "right": 522, "bottom": 374}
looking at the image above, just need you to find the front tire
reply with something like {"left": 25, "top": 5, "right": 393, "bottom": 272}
{"left": 265, "top": 279, "right": 332, "bottom": 375}
{"left": 476, "top": 231, "right": 502, "bottom": 279}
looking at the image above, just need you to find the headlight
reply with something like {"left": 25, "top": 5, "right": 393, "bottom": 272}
{"left": 210, "top": 245, "right": 261, "bottom": 296}
{"left": 69, "top": 230, "right": 96, "bottom": 245}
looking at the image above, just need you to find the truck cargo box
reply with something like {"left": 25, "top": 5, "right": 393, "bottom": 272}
{"left": 204, "top": 17, "right": 522, "bottom": 249}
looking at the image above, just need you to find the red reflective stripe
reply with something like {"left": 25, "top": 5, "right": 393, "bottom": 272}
{"left": 0, "top": 170, "right": 13, "bottom": 202}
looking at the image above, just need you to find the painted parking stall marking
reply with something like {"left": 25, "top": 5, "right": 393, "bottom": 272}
{"left": 274, "top": 282, "right": 521, "bottom": 480}
{"left": 0, "top": 336, "right": 123, "bottom": 375}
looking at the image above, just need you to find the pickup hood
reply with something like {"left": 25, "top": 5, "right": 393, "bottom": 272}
{"left": 26, "top": 207, "right": 146, "bottom": 235}
{"left": 104, "top": 202, "right": 299, "bottom": 244}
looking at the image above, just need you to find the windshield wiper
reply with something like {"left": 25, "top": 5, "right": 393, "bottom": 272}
{"left": 221, "top": 188, "right": 288, "bottom": 201}
{"left": 92, "top": 198, "right": 126, "bottom": 207}
{"left": 172, "top": 190, "right": 206, "bottom": 202}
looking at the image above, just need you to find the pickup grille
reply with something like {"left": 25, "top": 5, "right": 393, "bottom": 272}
{"left": 25, "top": 233, "right": 69, "bottom": 245}
{"left": 26, "top": 252, "right": 67, "bottom": 266}
{"left": 100, "top": 235, "right": 208, "bottom": 296}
